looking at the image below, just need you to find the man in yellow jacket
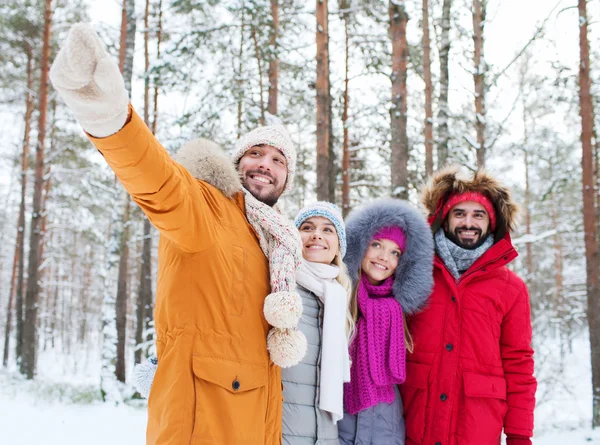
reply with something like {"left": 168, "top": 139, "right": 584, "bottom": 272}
{"left": 50, "top": 24, "right": 307, "bottom": 445}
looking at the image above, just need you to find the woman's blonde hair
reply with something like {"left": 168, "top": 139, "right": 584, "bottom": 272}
{"left": 332, "top": 254, "right": 355, "bottom": 344}
{"left": 349, "top": 267, "right": 414, "bottom": 353}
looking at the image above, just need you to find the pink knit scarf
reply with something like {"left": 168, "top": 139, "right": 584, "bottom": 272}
{"left": 344, "top": 274, "right": 406, "bottom": 414}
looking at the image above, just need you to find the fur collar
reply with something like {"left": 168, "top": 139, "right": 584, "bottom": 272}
{"left": 173, "top": 138, "right": 242, "bottom": 197}
{"left": 344, "top": 199, "right": 434, "bottom": 315}
{"left": 421, "top": 165, "right": 519, "bottom": 239}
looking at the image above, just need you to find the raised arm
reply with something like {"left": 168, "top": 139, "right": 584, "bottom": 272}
{"left": 50, "top": 24, "right": 221, "bottom": 253}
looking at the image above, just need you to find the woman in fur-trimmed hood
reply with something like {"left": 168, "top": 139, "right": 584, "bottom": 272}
{"left": 400, "top": 165, "right": 537, "bottom": 445}
{"left": 337, "top": 198, "right": 434, "bottom": 445}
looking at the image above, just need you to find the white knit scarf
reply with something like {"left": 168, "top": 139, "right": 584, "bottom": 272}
{"left": 295, "top": 260, "right": 351, "bottom": 423}
{"left": 243, "top": 189, "right": 307, "bottom": 368}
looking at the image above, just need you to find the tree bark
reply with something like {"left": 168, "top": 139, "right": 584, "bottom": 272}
{"left": 437, "top": 0, "right": 452, "bottom": 167}
{"left": 5, "top": 49, "right": 34, "bottom": 368}
{"left": 115, "top": 197, "right": 130, "bottom": 383}
{"left": 136, "top": 219, "right": 153, "bottom": 364}
{"left": 316, "top": 0, "right": 331, "bottom": 201}
{"left": 251, "top": 27, "right": 266, "bottom": 125}
{"left": 579, "top": 0, "right": 600, "bottom": 427}
{"left": 389, "top": 1, "right": 409, "bottom": 200}
{"left": 422, "top": 0, "right": 434, "bottom": 177}
{"left": 136, "top": 0, "right": 155, "bottom": 365}
{"left": 524, "top": 149, "right": 534, "bottom": 282}
{"left": 21, "top": 0, "right": 52, "bottom": 379}
{"left": 473, "top": 0, "right": 486, "bottom": 168}
{"left": 267, "top": 0, "right": 279, "bottom": 116}
{"left": 237, "top": 4, "right": 246, "bottom": 138}
{"left": 121, "top": 0, "right": 137, "bottom": 95}
{"left": 341, "top": 8, "right": 351, "bottom": 217}
{"left": 152, "top": 0, "right": 163, "bottom": 134}
{"left": 113, "top": 0, "right": 136, "bottom": 384}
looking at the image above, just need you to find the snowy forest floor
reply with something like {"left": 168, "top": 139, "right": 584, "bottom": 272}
{"left": 1, "top": 332, "right": 598, "bottom": 445}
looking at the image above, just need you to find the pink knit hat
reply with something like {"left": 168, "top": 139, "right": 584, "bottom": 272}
{"left": 373, "top": 226, "right": 406, "bottom": 252}
{"left": 441, "top": 191, "right": 497, "bottom": 231}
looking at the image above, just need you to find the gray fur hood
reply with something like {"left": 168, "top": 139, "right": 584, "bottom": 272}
{"left": 344, "top": 198, "right": 434, "bottom": 315}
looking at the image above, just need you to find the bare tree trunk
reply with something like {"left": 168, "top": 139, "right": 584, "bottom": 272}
{"left": 389, "top": 1, "right": 409, "bottom": 200}
{"left": 251, "top": 27, "right": 266, "bottom": 125}
{"left": 113, "top": 0, "right": 137, "bottom": 384}
{"left": 3, "top": 243, "right": 18, "bottom": 367}
{"left": 136, "top": 219, "right": 153, "bottom": 363}
{"left": 579, "top": 0, "right": 600, "bottom": 427}
{"left": 136, "top": 0, "right": 156, "bottom": 365}
{"left": 316, "top": 0, "right": 331, "bottom": 201}
{"left": 437, "top": 0, "right": 452, "bottom": 167}
{"left": 115, "top": 197, "right": 130, "bottom": 383}
{"left": 341, "top": 7, "right": 351, "bottom": 217}
{"left": 422, "top": 0, "right": 434, "bottom": 177}
{"left": 267, "top": 0, "right": 279, "bottom": 116}
{"left": 237, "top": 3, "right": 246, "bottom": 138}
{"left": 4, "top": 49, "right": 34, "bottom": 368}
{"left": 524, "top": 150, "right": 534, "bottom": 282}
{"left": 21, "top": 0, "right": 52, "bottom": 379}
{"left": 152, "top": 0, "right": 163, "bottom": 134}
{"left": 473, "top": 0, "right": 486, "bottom": 168}
{"left": 120, "top": 0, "right": 136, "bottom": 95}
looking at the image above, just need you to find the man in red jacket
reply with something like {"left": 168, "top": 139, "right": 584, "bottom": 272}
{"left": 401, "top": 166, "right": 537, "bottom": 445}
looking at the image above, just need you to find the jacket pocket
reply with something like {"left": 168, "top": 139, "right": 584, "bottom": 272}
{"left": 458, "top": 372, "right": 507, "bottom": 445}
{"left": 229, "top": 245, "right": 245, "bottom": 315}
{"left": 191, "top": 355, "right": 268, "bottom": 445}
{"left": 400, "top": 362, "right": 431, "bottom": 445}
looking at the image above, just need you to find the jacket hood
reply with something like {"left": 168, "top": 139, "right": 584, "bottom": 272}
{"left": 421, "top": 165, "right": 519, "bottom": 240}
{"left": 344, "top": 198, "right": 434, "bottom": 315}
{"left": 173, "top": 138, "right": 242, "bottom": 197}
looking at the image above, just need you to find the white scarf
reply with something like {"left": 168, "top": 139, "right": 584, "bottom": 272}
{"left": 295, "top": 260, "right": 351, "bottom": 423}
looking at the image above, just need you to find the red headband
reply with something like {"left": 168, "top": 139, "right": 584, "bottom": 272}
{"left": 441, "top": 191, "right": 497, "bottom": 231}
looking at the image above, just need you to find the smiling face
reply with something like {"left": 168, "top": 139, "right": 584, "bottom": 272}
{"left": 298, "top": 216, "right": 339, "bottom": 265}
{"left": 238, "top": 144, "right": 288, "bottom": 206}
{"left": 360, "top": 238, "right": 402, "bottom": 285}
{"left": 444, "top": 201, "right": 491, "bottom": 249}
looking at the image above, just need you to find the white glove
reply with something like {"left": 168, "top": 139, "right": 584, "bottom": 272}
{"left": 49, "top": 23, "right": 129, "bottom": 137}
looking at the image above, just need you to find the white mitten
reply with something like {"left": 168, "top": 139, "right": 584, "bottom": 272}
{"left": 49, "top": 23, "right": 129, "bottom": 137}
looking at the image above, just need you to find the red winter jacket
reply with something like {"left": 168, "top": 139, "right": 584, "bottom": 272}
{"left": 400, "top": 230, "right": 537, "bottom": 445}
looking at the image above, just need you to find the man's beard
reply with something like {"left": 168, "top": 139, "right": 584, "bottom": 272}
{"left": 445, "top": 225, "right": 490, "bottom": 250}
{"left": 241, "top": 169, "right": 282, "bottom": 207}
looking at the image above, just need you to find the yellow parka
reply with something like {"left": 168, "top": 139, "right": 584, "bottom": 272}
{"left": 89, "top": 107, "right": 282, "bottom": 445}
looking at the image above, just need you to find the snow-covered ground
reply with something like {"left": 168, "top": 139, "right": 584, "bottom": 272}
{"left": 1, "top": 332, "right": 599, "bottom": 445}
{"left": 0, "top": 371, "right": 146, "bottom": 445}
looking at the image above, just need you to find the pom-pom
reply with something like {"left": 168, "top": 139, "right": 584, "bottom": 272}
{"left": 267, "top": 328, "right": 307, "bottom": 368}
{"left": 263, "top": 291, "right": 302, "bottom": 328}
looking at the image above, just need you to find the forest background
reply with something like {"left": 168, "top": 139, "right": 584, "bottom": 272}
{"left": 1, "top": 0, "right": 599, "bottom": 441}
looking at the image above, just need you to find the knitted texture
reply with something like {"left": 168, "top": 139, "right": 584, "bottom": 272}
{"left": 244, "top": 190, "right": 307, "bottom": 367}
{"left": 133, "top": 356, "right": 158, "bottom": 399}
{"left": 232, "top": 125, "right": 296, "bottom": 192}
{"left": 373, "top": 226, "right": 406, "bottom": 252}
{"left": 294, "top": 201, "right": 347, "bottom": 257}
{"left": 49, "top": 24, "right": 129, "bottom": 137}
{"left": 344, "top": 275, "right": 406, "bottom": 414}
{"left": 434, "top": 229, "right": 494, "bottom": 278}
{"left": 441, "top": 191, "right": 497, "bottom": 231}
